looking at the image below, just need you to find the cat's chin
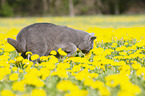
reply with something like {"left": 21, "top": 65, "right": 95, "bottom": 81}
{"left": 82, "top": 50, "right": 90, "bottom": 54}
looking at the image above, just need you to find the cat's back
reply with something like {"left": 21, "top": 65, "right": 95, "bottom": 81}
{"left": 17, "top": 23, "right": 77, "bottom": 37}
{"left": 17, "top": 23, "right": 56, "bottom": 36}
{"left": 16, "top": 23, "right": 86, "bottom": 44}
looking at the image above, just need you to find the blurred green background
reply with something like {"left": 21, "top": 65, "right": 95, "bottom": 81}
{"left": 0, "top": 0, "right": 145, "bottom": 17}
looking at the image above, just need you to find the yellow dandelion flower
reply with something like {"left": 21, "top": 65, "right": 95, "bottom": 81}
{"left": 40, "top": 68, "right": 50, "bottom": 80}
{"left": 58, "top": 48, "right": 67, "bottom": 56}
{"left": 12, "top": 81, "right": 25, "bottom": 92}
{"left": 0, "top": 49, "right": 3, "bottom": 52}
{"left": 31, "top": 54, "right": 39, "bottom": 60}
{"left": 48, "top": 55, "right": 58, "bottom": 64}
{"left": 8, "top": 59, "right": 15, "bottom": 64}
{"left": 57, "top": 63, "right": 70, "bottom": 69}
{"left": 66, "top": 89, "right": 88, "bottom": 96}
{"left": 50, "top": 50, "right": 57, "bottom": 55}
{"left": 0, "top": 67, "right": 11, "bottom": 80}
{"left": 124, "top": 42, "right": 128, "bottom": 46}
{"left": 91, "top": 80, "right": 104, "bottom": 89}
{"left": 3, "top": 52, "right": 10, "bottom": 56}
{"left": 0, "top": 60, "right": 10, "bottom": 68}
{"left": 0, "top": 55, "right": 10, "bottom": 61}
{"left": 132, "top": 63, "right": 141, "bottom": 70}
{"left": 118, "top": 91, "right": 134, "bottom": 96}
{"left": 43, "top": 62, "right": 56, "bottom": 70}
{"left": 1, "top": 89, "right": 15, "bottom": 96}
{"left": 136, "top": 67, "right": 145, "bottom": 76}
{"left": 4, "top": 43, "right": 15, "bottom": 52}
{"left": 22, "top": 59, "right": 30, "bottom": 64}
{"left": 26, "top": 51, "right": 32, "bottom": 55}
{"left": 90, "top": 73, "right": 99, "bottom": 78}
{"left": 116, "top": 46, "right": 126, "bottom": 51}
{"left": 85, "top": 52, "right": 92, "bottom": 57}
{"left": 9, "top": 73, "right": 18, "bottom": 81}
{"left": 40, "top": 56, "right": 48, "bottom": 61}
{"left": 19, "top": 69, "right": 23, "bottom": 73}
{"left": 111, "top": 43, "right": 117, "bottom": 47}
{"left": 120, "top": 82, "right": 141, "bottom": 95}
{"left": 12, "top": 67, "right": 18, "bottom": 71}
{"left": 52, "top": 69, "right": 68, "bottom": 78}
{"left": 15, "top": 56, "right": 23, "bottom": 62}
{"left": 72, "top": 65, "right": 81, "bottom": 72}
{"left": 31, "top": 89, "right": 46, "bottom": 96}
{"left": 23, "top": 61, "right": 33, "bottom": 68}
{"left": 84, "top": 78, "right": 94, "bottom": 86}
{"left": 99, "top": 86, "right": 110, "bottom": 96}
{"left": 56, "top": 80, "right": 74, "bottom": 91}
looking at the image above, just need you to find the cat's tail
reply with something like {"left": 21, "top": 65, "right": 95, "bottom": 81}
{"left": 7, "top": 38, "right": 26, "bottom": 53}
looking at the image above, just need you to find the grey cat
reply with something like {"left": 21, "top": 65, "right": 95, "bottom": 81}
{"left": 7, "top": 23, "right": 96, "bottom": 58}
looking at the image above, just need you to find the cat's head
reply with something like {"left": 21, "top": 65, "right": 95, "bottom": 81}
{"left": 78, "top": 33, "right": 96, "bottom": 54}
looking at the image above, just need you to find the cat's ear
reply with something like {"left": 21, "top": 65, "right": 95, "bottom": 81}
{"left": 89, "top": 33, "right": 96, "bottom": 41}
{"left": 90, "top": 36, "right": 96, "bottom": 41}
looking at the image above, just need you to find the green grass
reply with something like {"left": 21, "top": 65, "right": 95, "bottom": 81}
{"left": 0, "top": 15, "right": 145, "bottom": 96}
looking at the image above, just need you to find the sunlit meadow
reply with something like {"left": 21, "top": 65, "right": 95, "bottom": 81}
{"left": 0, "top": 15, "right": 145, "bottom": 96}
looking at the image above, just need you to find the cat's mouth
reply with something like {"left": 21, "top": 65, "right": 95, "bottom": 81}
{"left": 82, "top": 50, "right": 90, "bottom": 54}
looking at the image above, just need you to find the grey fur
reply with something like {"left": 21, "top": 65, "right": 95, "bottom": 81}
{"left": 7, "top": 23, "right": 96, "bottom": 58}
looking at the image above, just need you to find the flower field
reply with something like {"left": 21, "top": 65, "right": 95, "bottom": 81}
{"left": 0, "top": 15, "right": 145, "bottom": 96}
